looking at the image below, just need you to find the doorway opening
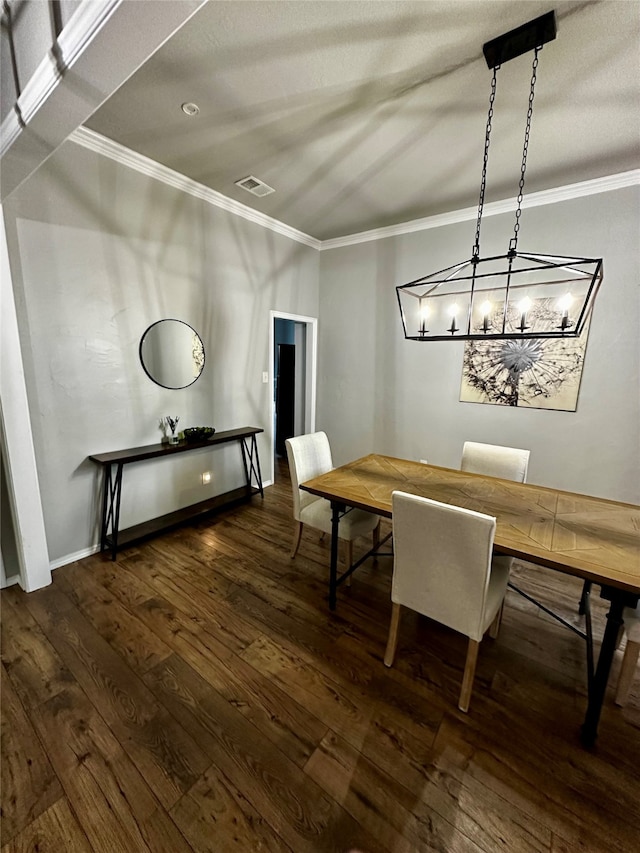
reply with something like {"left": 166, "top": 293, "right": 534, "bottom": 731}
{"left": 269, "top": 311, "right": 317, "bottom": 485}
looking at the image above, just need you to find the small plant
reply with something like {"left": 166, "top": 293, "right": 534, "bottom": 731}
{"left": 165, "top": 415, "right": 180, "bottom": 443}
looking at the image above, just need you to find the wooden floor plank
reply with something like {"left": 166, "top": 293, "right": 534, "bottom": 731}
{"left": 119, "top": 551, "right": 261, "bottom": 655}
{"left": 57, "top": 555, "right": 158, "bottom": 610}
{"left": 240, "top": 634, "right": 377, "bottom": 745}
{"left": 305, "top": 729, "right": 487, "bottom": 853}
{"left": 135, "top": 596, "right": 329, "bottom": 768}
{"left": 0, "top": 589, "right": 75, "bottom": 708}
{"left": 170, "top": 765, "right": 294, "bottom": 853}
{"left": 431, "top": 711, "right": 640, "bottom": 852}
{"left": 0, "top": 666, "right": 63, "bottom": 846}
{"left": 144, "top": 653, "right": 389, "bottom": 853}
{"left": 24, "top": 586, "right": 211, "bottom": 811}
{"left": 56, "top": 570, "right": 173, "bottom": 675}
{"left": 0, "top": 798, "right": 92, "bottom": 853}
{"left": 28, "top": 682, "right": 193, "bottom": 853}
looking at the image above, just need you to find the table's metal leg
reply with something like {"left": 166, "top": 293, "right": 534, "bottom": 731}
{"left": 578, "top": 580, "right": 592, "bottom": 615}
{"left": 581, "top": 586, "right": 638, "bottom": 746}
{"left": 329, "top": 500, "right": 342, "bottom": 611}
{"left": 509, "top": 575, "right": 595, "bottom": 696}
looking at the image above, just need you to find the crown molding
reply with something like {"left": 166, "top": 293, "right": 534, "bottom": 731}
{"left": 69, "top": 127, "right": 322, "bottom": 250}
{"left": 69, "top": 127, "right": 638, "bottom": 253}
{"left": 1, "top": 0, "right": 122, "bottom": 156}
{"left": 320, "top": 170, "right": 640, "bottom": 250}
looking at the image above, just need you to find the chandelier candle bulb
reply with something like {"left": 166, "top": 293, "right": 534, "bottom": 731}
{"left": 419, "top": 301, "right": 430, "bottom": 335}
{"left": 518, "top": 297, "right": 531, "bottom": 332}
{"left": 448, "top": 303, "right": 459, "bottom": 335}
{"left": 558, "top": 292, "right": 573, "bottom": 331}
{"left": 480, "top": 300, "right": 492, "bottom": 333}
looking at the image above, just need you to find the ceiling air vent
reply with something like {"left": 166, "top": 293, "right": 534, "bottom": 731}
{"left": 235, "top": 175, "right": 275, "bottom": 197}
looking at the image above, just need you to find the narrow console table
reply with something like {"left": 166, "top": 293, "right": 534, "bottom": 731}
{"left": 90, "top": 426, "right": 264, "bottom": 559}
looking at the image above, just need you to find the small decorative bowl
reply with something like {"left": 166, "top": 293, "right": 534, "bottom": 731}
{"left": 183, "top": 427, "right": 215, "bottom": 443}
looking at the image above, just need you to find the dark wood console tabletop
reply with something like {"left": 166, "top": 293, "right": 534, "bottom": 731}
{"left": 90, "top": 426, "right": 263, "bottom": 559}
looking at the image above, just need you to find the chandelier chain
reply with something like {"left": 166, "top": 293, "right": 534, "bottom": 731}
{"left": 510, "top": 47, "right": 540, "bottom": 252}
{"left": 473, "top": 64, "right": 499, "bottom": 261}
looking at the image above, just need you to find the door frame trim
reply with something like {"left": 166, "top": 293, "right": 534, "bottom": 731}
{"left": 269, "top": 311, "right": 317, "bottom": 485}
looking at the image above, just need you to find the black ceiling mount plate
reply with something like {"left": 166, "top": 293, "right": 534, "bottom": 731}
{"left": 483, "top": 10, "right": 557, "bottom": 69}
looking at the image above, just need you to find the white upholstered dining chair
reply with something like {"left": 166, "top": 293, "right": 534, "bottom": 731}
{"left": 615, "top": 604, "right": 640, "bottom": 706}
{"left": 384, "top": 491, "right": 510, "bottom": 712}
{"left": 461, "top": 441, "right": 530, "bottom": 483}
{"left": 285, "top": 432, "right": 380, "bottom": 570}
{"left": 460, "top": 441, "right": 530, "bottom": 631}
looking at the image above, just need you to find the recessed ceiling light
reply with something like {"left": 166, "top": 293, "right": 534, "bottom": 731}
{"left": 181, "top": 102, "right": 199, "bottom": 116}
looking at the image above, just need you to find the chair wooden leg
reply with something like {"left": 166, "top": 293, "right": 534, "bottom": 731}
{"left": 344, "top": 540, "right": 353, "bottom": 587}
{"left": 384, "top": 602, "right": 402, "bottom": 667}
{"left": 458, "top": 639, "right": 480, "bottom": 713}
{"left": 615, "top": 639, "right": 639, "bottom": 707}
{"left": 290, "top": 521, "right": 303, "bottom": 558}
{"left": 488, "top": 600, "right": 504, "bottom": 639}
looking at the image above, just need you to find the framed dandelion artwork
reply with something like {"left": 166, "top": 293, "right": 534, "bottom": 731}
{"left": 460, "top": 297, "right": 591, "bottom": 411}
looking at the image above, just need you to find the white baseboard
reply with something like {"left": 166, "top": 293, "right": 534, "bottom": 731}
{"left": 50, "top": 545, "right": 100, "bottom": 570}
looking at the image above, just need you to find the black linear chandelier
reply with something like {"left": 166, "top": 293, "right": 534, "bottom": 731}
{"left": 397, "top": 11, "right": 603, "bottom": 342}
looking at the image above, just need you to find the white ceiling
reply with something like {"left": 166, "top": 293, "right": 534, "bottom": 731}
{"left": 85, "top": 0, "right": 640, "bottom": 241}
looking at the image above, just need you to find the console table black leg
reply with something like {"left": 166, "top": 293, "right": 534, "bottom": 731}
{"left": 110, "top": 463, "right": 124, "bottom": 561}
{"left": 329, "top": 501, "right": 341, "bottom": 611}
{"left": 101, "top": 463, "right": 121, "bottom": 556}
{"left": 241, "top": 435, "right": 264, "bottom": 497}
{"left": 580, "top": 587, "right": 637, "bottom": 746}
{"left": 99, "top": 465, "right": 111, "bottom": 552}
{"left": 251, "top": 434, "right": 264, "bottom": 498}
{"left": 240, "top": 440, "right": 250, "bottom": 489}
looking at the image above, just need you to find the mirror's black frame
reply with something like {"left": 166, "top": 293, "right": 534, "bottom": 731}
{"left": 139, "top": 319, "right": 205, "bottom": 389}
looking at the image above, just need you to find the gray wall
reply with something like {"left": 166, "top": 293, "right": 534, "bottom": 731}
{"left": 3, "top": 140, "right": 319, "bottom": 563}
{"left": 318, "top": 186, "right": 640, "bottom": 504}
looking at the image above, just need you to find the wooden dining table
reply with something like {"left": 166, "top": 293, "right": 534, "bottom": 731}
{"left": 300, "top": 454, "right": 640, "bottom": 746}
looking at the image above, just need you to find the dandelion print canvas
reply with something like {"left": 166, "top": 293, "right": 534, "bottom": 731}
{"left": 460, "top": 297, "right": 591, "bottom": 411}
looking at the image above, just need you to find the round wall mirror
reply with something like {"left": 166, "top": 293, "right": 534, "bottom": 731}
{"left": 139, "top": 320, "right": 205, "bottom": 389}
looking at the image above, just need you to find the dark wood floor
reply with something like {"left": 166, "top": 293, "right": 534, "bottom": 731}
{"left": 2, "top": 458, "right": 639, "bottom": 852}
